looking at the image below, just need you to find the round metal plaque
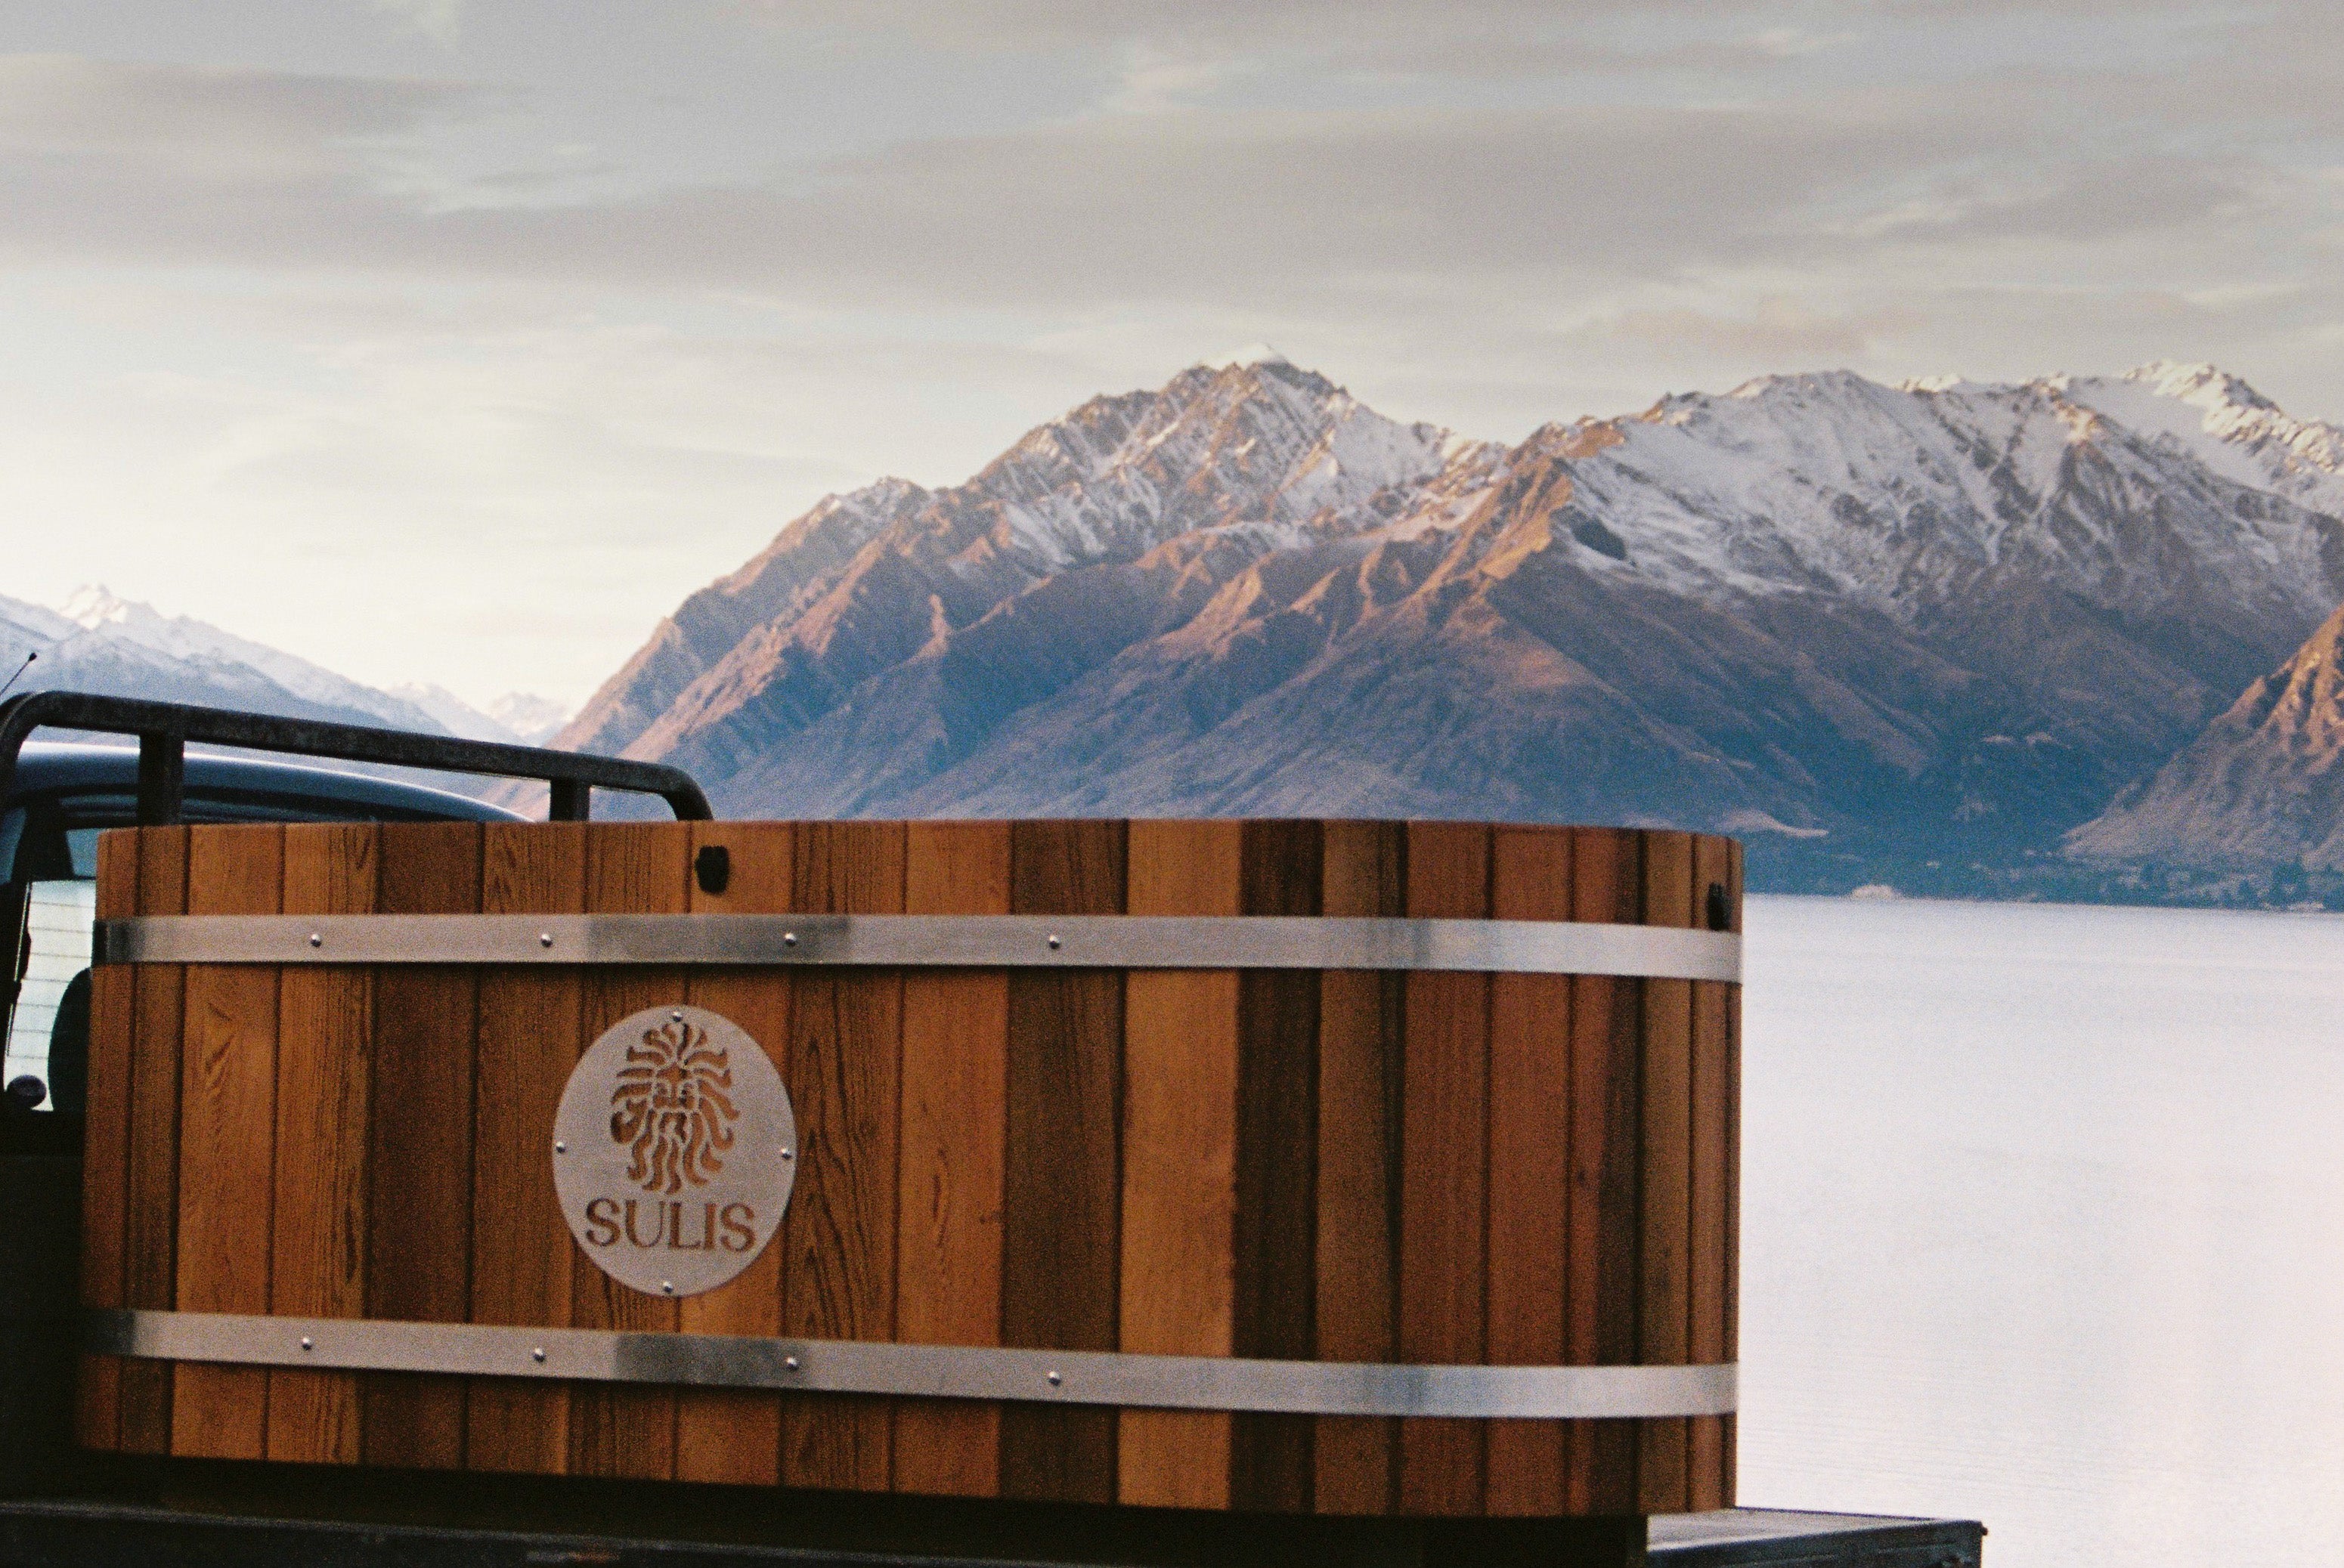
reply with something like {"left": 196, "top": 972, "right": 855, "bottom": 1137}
{"left": 553, "top": 1004, "right": 795, "bottom": 1299}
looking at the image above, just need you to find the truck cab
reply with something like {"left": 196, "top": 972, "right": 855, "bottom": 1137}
{"left": 1, "top": 744, "right": 522, "bottom": 1145}
{"left": 0, "top": 689, "right": 708, "bottom": 1508}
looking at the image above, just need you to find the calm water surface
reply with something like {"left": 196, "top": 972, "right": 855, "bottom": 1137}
{"left": 1739, "top": 895, "right": 2344, "bottom": 1567}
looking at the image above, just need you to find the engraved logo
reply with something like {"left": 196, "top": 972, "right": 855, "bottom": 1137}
{"left": 553, "top": 1004, "right": 794, "bottom": 1299}
{"left": 611, "top": 1017, "right": 738, "bottom": 1193}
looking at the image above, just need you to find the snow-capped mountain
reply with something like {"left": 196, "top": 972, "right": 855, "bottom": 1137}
{"left": 389, "top": 683, "right": 574, "bottom": 746}
{"left": 559, "top": 357, "right": 1500, "bottom": 781}
{"left": 2, "top": 586, "right": 506, "bottom": 752}
{"left": 485, "top": 692, "right": 572, "bottom": 746}
{"left": 561, "top": 354, "right": 2344, "bottom": 891}
{"left": 52, "top": 586, "right": 453, "bottom": 734}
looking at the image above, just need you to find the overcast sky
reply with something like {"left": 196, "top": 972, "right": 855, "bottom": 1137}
{"left": 2, "top": 0, "right": 2339, "bottom": 707}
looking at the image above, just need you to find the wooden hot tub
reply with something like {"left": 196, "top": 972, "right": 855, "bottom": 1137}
{"left": 76, "top": 818, "right": 1739, "bottom": 1523}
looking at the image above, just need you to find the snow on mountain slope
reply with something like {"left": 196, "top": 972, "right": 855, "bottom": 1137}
{"left": 386, "top": 684, "right": 571, "bottom": 746}
{"left": 487, "top": 692, "right": 573, "bottom": 745}
{"left": 564, "top": 356, "right": 1503, "bottom": 785}
{"left": 2059, "top": 362, "right": 2344, "bottom": 515}
{"left": 60, "top": 586, "right": 451, "bottom": 734}
{"left": 1531, "top": 366, "right": 2344, "bottom": 636}
{"left": 0, "top": 593, "right": 75, "bottom": 675}
{"left": 3, "top": 586, "right": 467, "bottom": 742}
{"left": 389, "top": 683, "right": 517, "bottom": 743}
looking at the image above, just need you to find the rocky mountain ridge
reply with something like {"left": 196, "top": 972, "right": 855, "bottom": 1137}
{"left": 562, "top": 354, "right": 2344, "bottom": 892}
{"left": 2067, "top": 602, "right": 2344, "bottom": 874}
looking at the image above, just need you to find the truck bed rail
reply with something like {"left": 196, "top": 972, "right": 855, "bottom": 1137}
{"left": 0, "top": 690, "right": 711, "bottom": 824}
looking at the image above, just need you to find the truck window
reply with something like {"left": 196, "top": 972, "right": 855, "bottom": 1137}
{"left": 2, "top": 821, "right": 101, "bottom": 1116}
{"left": 5, "top": 879, "right": 94, "bottom": 1112}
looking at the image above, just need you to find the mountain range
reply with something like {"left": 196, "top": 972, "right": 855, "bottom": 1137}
{"left": 0, "top": 587, "right": 568, "bottom": 749}
{"left": 555, "top": 352, "right": 2344, "bottom": 898}
{"left": 20, "top": 354, "right": 2344, "bottom": 902}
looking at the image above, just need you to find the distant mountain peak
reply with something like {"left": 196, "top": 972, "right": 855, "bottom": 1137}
{"left": 389, "top": 683, "right": 575, "bottom": 745}
{"left": 2121, "top": 359, "right": 2277, "bottom": 413}
{"left": 59, "top": 583, "right": 151, "bottom": 629}
{"left": 488, "top": 691, "right": 574, "bottom": 744}
{"left": 3, "top": 586, "right": 469, "bottom": 748}
{"left": 1720, "top": 367, "right": 1882, "bottom": 401}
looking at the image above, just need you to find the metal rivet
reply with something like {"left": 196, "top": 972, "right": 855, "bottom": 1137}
{"left": 307, "top": 932, "right": 322, "bottom": 948}
{"left": 1046, "top": 1370, "right": 1062, "bottom": 1387}
{"left": 1046, "top": 934, "right": 1062, "bottom": 950}
{"left": 553, "top": 1140, "right": 567, "bottom": 1154}
{"left": 785, "top": 1355, "right": 800, "bottom": 1372}
{"left": 538, "top": 932, "right": 553, "bottom": 948}
{"left": 531, "top": 1347, "right": 547, "bottom": 1363}
{"left": 783, "top": 932, "right": 797, "bottom": 948}
{"left": 779, "top": 1146, "right": 794, "bottom": 1160}
{"left": 661, "top": 1281, "right": 675, "bottom": 1295}
{"left": 299, "top": 1337, "right": 314, "bottom": 1351}
{"left": 670, "top": 1010, "right": 683, "bottom": 1023}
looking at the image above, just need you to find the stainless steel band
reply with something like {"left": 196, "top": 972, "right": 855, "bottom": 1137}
{"left": 94, "top": 914, "right": 1741, "bottom": 982}
{"left": 85, "top": 1310, "right": 1736, "bottom": 1420}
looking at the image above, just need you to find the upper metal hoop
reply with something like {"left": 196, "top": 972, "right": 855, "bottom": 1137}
{"left": 95, "top": 914, "right": 1740, "bottom": 981}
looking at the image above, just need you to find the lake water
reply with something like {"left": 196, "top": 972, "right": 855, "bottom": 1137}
{"left": 1739, "top": 895, "right": 2344, "bottom": 1567}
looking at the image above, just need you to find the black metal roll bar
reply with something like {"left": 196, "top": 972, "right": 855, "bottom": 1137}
{"left": 0, "top": 691, "right": 711, "bottom": 825}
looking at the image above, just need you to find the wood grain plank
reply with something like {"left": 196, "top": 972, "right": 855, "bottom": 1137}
{"left": 676, "top": 822, "right": 794, "bottom": 1486}
{"left": 568, "top": 823, "right": 692, "bottom": 1482}
{"left": 120, "top": 825, "right": 187, "bottom": 1455}
{"left": 892, "top": 821, "right": 1011, "bottom": 1498}
{"left": 1312, "top": 821, "right": 1404, "bottom": 1516}
{"left": 1687, "top": 834, "right": 1734, "bottom": 1512}
{"left": 1723, "top": 838, "right": 1744, "bottom": 1507}
{"left": 1565, "top": 827, "right": 1642, "bottom": 1515}
{"left": 266, "top": 824, "right": 379, "bottom": 1463}
{"left": 1397, "top": 821, "right": 1490, "bottom": 1516}
{"left": 172, "top": 824, "right": 283, "bottom": 1459}
{"left": 466, "top": 822, "right": 586, "bottom": 1474}
{"left": 1636, "top": 830, "right": 1695, "bottom": 1516}
{"left": 76, "top": 828, "right": 138, "bottom": 1450}
{"left": 999, "top": 819, "right": 1124, "bottom": 1505}
{"left": 1486, "top": 826, "right": 1572, "bottom": 1516}
{"left": 362, "top": 822, "right": 482, "bottom": 1470}
{"left": 1232, "top": 818, "right": 1321, "bottom": 1514}
{"left": 1118, "top": 820, "right": 1243, "bottom": 1509}
{"left": 780, "top": 821, "right": 906, "bottom": 1492}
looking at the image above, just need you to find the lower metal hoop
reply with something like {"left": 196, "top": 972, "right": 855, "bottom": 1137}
{"left": 88, "top": 1310, "right": 1736, "bottom": 1421}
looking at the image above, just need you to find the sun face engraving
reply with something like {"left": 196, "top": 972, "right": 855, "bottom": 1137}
{"left": 608, "top": 1017, "right": 740, "bottom": 1194}
{"left": 556, "top": 1004, "right": 792, "bottom": 1298}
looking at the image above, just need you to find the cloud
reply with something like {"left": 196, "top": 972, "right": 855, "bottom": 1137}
{"left": 369, "top": 0, "right": 464, "bottom": 45}
{"left": 1, "top": 32, "right": 2318, "bottom": 338}
{"left": 727, "top": 0, "right": 1830, "bottom": 83}
{"left": 8, "top": 2, "right": 2344, "bottom": 708}
{"left": 1602, "top": 299, "right": 1925, "bottom": 359}
{"left": 732, "top": 0, "right": 1729, "bottom": 51}
{"left": 0, "top": 73, "right": 2032, "bottom": 306}
{"left": 0, "top": 53, "right": 496, "bottom": 178}
{"left": 1852, "top": 156, "right": 2271, "bottom": 246}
